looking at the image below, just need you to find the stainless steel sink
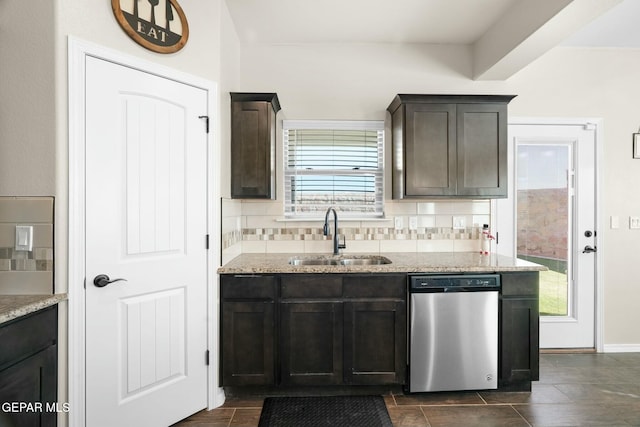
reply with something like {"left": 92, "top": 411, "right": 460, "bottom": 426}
{"left": 288, "top": 255, "right": 392, "bottom": 266}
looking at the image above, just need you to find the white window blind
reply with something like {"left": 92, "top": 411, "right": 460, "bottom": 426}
{"left": 283, "top": 120, "right": 384, "bottom": 218}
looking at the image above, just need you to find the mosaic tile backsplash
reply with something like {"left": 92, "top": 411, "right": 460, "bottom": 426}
{"left": 221, "top": 198, "right": 492, "bottom": 259}
{"left": 241, "top": 226, "right": 479, "bottom": 242}
{"left": 0, "top": 247, "right": 53, "bottom": 272}
{"left": 0, "top": 197, "right": 54, "bottom": 294}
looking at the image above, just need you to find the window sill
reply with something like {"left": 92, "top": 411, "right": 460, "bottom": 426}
{"left": 275, "top": 217, "right": 392, "bottom": 223}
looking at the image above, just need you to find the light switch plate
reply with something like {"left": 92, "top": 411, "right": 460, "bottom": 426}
{"left": 630, "top": 216, "right": 640, "bottom": 229}
{"left": 611, "top": 215, "right": 619, "bottom": 229}
{"left": 15, "top": 225, "right": 33, "bottom": 251}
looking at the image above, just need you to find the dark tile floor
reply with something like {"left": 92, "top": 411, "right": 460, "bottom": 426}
{"left": 174, "top": 353, "right": 640, "bottom": 427}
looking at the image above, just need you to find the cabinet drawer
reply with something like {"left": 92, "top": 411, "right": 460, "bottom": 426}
{"left": 280, "top": 275, "right": 342, "bottom": 299}
{"left": 343, "top": 275, "right": 406, "bottom": 299}
{"left": 0, "top": 305, "right": 57, "bottom": 369}
{"left": 221, "top": 275, "right": 276, "bottom": 300}
{"left": 501, "top": 272, "right": 539, "bottom": 297}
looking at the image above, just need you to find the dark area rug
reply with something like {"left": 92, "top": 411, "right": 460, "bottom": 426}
{"left": 258, "top": 395, "right": 392, "bottom": 427}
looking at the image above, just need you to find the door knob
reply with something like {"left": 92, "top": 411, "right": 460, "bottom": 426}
{"left": 582, "top": 245, "right": 597, "bottom": 254}
{"left": 93, "top": 274, "right": 127, "bottom": 288}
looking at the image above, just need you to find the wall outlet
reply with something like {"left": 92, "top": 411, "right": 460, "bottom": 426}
{"left": 630, "top": 216, "right": 640, "bottom": 229}
{"left": 394, "top": 216, "right": 404, "bottom": 230}
{"left": 453, "top": 216, "right": 466, "bottom": 230}
{"left": 409, "top": 216, "right": 418, "bottom": 230}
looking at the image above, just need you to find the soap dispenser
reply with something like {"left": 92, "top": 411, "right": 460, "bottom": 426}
{"left": 480, "top": 224, "right": 494, "bottom": 255}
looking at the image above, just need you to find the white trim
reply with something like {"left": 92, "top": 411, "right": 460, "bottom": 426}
{"left": 68, "top": 37, "right": 88, "bottom": 427}
{"left": 603, "top": 344, "right": 640, "bottom": 353}
{"left": 68, "top": 37, "right": 223, "bottom": 427}
{"left": 282, "top": 119, "right": 384, "bottom": 131}
{"left": 499, "top": 116, "right": 604, "bottom": 352}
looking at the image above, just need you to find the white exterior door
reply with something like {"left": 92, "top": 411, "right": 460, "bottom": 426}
{"left": 495, "top": 121, "right": 597, "bottom": 349}
{"left": 85, "top": 56, "right": 209, "bottom": 426}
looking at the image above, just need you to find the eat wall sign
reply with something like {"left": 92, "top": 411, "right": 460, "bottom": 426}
{"left": 112, "top": 0, "right": 189, "bottom": 54}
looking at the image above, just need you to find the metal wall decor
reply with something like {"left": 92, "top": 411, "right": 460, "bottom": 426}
{"left": 112, "top": 0, "right": 189, "bottom": 54}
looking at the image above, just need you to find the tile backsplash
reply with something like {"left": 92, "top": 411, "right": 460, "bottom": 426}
{"left": 0, "top": 197, "right": 54, "bottom": 294}
{"left": 221, "top": 198, "right": 491, "bottom": 262}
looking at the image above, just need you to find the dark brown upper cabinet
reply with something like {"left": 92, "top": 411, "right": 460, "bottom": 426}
{"left": 230, "top": 92, "right": 281, "bottom": 199}
{"left": 387, "top": 94, "right": 515, "bottom": 199}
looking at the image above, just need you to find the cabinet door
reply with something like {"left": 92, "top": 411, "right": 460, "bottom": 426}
{"left": 456, "top": 103, "right": 508, "bottom": 197}
{"left": 221, "top": 301, "right": 275, "bottom": 386}
{"left": 280, "top": 301, "right": 343, "bottom": 386}
{"left": 231, "top": 100, "right": 274, "bottom": 199}
{"left": 0, "top": 346, "right": 57, "bottom": 427}
{"left": 404, "top": 103, "right": 456, "bottom": 196}
{"left": 500, "top": 297, "right": 539, "bottom": 391}
{"left": 344, "top": 300, "right": 406, "bottom": 385}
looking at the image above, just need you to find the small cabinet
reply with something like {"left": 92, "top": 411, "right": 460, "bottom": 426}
{"left": 230, "top": 92, "right": 281, "bottom": 199}
{"left": 387, "top": 94, "right": 515, "bottom": 199}
{"left": 220, "top": 275, "right": 276, "bottom": 386}
{"left": 500, "top": 272, "right": 540, "bottom": 391}
{"left": 0, "top": 305, "right": 58, "bottom": 427}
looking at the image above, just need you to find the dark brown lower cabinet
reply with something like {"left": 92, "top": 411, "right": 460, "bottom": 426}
{"left": 220, "top": 275, "right": 276, "bottom": 386}
{"left": 344, "top": 300, "right": 406, "bottom": 385}
{"left": 221, "top": 301, "right": 275, "bottom": 386}
{"left": 221, "top": 273, "right": 407, "bottom": 387}
{"left": 500, "top": 272, "right": 540, "bottom": 391}
{"left": 0, "top": 305, "right": 58, "bottom": 427}
{"left": 280, "top": 302, "right": 343, "bottom": 385}
{"left": 278, "top": 274, "right": 406, "bottom": 387}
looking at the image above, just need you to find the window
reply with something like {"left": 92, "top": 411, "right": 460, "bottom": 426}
{"left": 283, "top": 120, "right": 384, "bottom": 218}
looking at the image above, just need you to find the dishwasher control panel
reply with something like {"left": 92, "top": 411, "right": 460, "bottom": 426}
{"left": 410, "top": 274, "right": 500, "bottom": 292}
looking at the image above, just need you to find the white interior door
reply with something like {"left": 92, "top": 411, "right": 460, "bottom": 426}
{"left": 495, "top": 121, "right": 597, "bottom": 349}
{"left": 85, "top": 56, "right": 209, "bottom": 426}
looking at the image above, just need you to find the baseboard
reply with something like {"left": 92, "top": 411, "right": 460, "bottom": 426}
{"left": 540, "top": 348, "right": 596, "bottom": 354}
{"left": 603, "top": 343, "right": 640, "bottom": 353}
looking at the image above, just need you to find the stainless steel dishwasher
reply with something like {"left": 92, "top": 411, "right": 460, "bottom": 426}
{"left": 409, "top": 274, "right": 500, "bottom": 393}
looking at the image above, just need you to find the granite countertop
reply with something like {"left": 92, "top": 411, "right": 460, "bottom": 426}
{"left": 0, "top": 294, "right": 67, "bottom": 325}
{"left": 218, "top": 252, "right": 547, "bottom": 274}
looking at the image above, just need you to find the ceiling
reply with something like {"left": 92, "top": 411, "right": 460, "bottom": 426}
{"left": 225, "top": 0, "right": 518, "bottom": 44}
{"left": 563, "top": 0, "right": 640, "bottom": 47}
{"left": 225, "top": 0, "right": 633, "bottom": 80}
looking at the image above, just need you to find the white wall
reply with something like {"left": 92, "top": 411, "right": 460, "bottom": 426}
{"left": 237, "top": 42, "right": 640, "bottom": 347}
{"left": 219, "top": 2, "right": 241, "bottom": 198}
{"left": 239, "top": 43, "right": 510, "bottom": 120}
{"left": 0, "top": 1, "right": 56, "bottom": 195}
